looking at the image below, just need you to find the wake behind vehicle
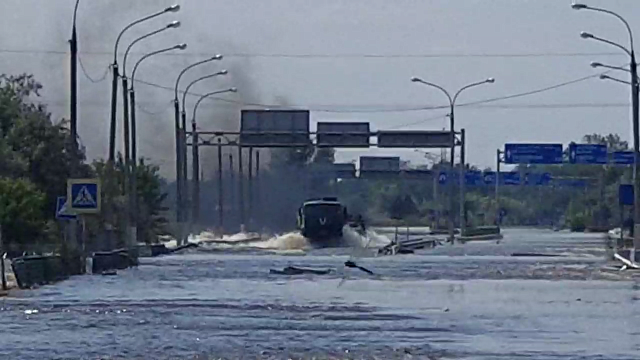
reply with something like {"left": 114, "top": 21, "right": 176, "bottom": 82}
{"left": 297, "top": 197, "right": 357, "bottom": 246}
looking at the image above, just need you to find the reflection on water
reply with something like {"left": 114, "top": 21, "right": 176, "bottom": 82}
{"left": 1, "top": 228, "right": 639, "bottom": 359}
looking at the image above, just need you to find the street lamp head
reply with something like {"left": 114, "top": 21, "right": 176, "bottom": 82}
{"left": 167, "top": 20, "right": 181, "bottom": 29}
{"left": 486, "top": 77, "right": 495, "bottom": 83}
{"left": 229, "top": 87, "right": 238, "bottom": 92}
{"left": 211, "top": 54, "right": 223, "bottom": 61}
{"left": 599, "top": 74, "right": 609, "bottom": 80}
{"left": 571, "top": 3, "right": 588, "bottom": 10}
{"left": 580, "top": 31, "right": 594, "bottom": 39}
{"left": 410, "top": 76, "right": 422, "bottom": 83}
{"left": 164, "top": 4, "right": 180, "bottom": 13}
{"left": 175, "top": 43, "right": 188, "bottom": 50}
{"left": 590, "top": 61, "right": 603, "bottom": 68}
{"left": 218, "top": 69, "right": 229, "bottom": 75}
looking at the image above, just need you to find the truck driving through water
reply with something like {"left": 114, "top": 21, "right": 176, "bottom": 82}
{"left": 297, "top": 197, "right": 362, "bottom": 245}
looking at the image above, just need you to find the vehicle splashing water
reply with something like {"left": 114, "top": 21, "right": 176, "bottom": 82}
{"left": 180, "top": 226, "right": 392, "bottom": 251}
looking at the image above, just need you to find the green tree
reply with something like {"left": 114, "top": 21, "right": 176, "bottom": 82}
{"left": 0, "top": 177, "right": 48, "bottom": 252}
{"left": 92, "top": 156, "right": 169, "bottom": 244}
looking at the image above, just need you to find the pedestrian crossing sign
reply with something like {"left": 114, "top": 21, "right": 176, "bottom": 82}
{"left": 67, "top": 178, "right": 101, "bottom": 214}
{"left": 56, "top": 196, "right": 77, "bottom": 220}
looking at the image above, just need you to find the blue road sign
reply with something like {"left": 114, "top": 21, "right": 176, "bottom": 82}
{"left": 55, "top": 196, "right": 77, "bottom": 220}
{"left": 483, "top": 171, "right": 497, "bottom": 185}
{"left": 465, "top": 171, "right": 483, "bottom": 186}
{"left": 67, "top": 179, "right": 101, "bottom": 214}
{"left": 438, "top": 171, "right": 448, "bottom": 185}
{"left": 500, "top": 172, "right": 521, "bottom": 185}
{"left": 524, "top": 172, "right": 552, "bottom": 186}
{"left": 568, "top": 143, "right": 607, "bottom": 164}
{"left": 612, "top": 151, "right": 636, "bottom": 165}
{"left": 504, "top": 143, "right": 563, "bottom": 164}
{"left": 619, "top": 184, "right": 634, "bottom": 206}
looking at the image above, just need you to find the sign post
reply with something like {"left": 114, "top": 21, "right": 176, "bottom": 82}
{"left": 67, "top": 179, "right": 102, "bottom": 273}
{"left": 358, "top": 156, "right": 400, "bottom": 179}
{"left": 0, "top": 225, "right": 5, "bottom": 291}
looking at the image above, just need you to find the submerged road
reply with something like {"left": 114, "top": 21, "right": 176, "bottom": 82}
{"left": 1, "top": 228, "right": 639, "bottom": 359}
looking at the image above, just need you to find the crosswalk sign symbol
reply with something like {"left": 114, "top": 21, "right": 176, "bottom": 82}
{"left": 56, "top": 196, "right": 77, "bottom": 220}
{"left": 73, "top": 186, "right": 97, "bottom": 207}
{"left": 67, "top": 179, "right": 101, "bottom": 214}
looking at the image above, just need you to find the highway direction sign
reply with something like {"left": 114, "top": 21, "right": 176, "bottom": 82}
{"left": 67, "top": 178, "right": 101, "bottom": 214}
{"left": 465, "top": 171, "right": 483, "bottom": 186}
{"left": 619, "top": 184, "right": 634, "bottom": 206}
{"left": 504, "top": 143, "right": 563, "bottom": 164}
{"left": 316, "top": 122, "right": 370, "bottom": 148}
{"left": 568, "top": 143, "right": 607, "bottom": 164}
{"left": 612, "top": 151, "right": 636, "bottom": 165}
{"left": 524, "top": 172, "right": 552, "bottom": 186}
{"left": 359, "top": 156, "right": 400, "bottom": 172}
{"left": 483, "top": 171, "right": 497, "bottom": 185}
{"left": 55, "top": 196, "right": 77, "bottom": 220}
{"left": 377, "top": 130, "right": 453, "bottom": 148}
{"left": 501, "top": 172, "right": 521, "bottom": 185}
{"left": 333, "top": 163, "right": 357, "bottom": 179}
{"left": 401, "top": 169, "right": 432, "bottom": 180}
{"left": 240, "top": 109, "right": 310, "bottom": 147}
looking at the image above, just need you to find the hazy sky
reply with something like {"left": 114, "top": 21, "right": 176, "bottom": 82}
{"left": 1, "top": 0, "right": 638, "bottom": 177}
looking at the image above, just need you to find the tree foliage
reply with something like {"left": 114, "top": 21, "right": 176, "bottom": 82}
{"left": 0, "top": 73, "right": 168, "bottom": 252}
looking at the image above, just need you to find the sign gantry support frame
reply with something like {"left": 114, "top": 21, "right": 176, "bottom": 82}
{"left": 184, "top": 124, "right": 463, "bottom": 237}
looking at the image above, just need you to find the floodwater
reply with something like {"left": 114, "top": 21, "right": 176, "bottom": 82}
{"left": 1, "top": 228, "right": 640, "bottom": 359}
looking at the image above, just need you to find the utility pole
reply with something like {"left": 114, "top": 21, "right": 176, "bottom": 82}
{"left": 238, "top": 145, "right": 245, "bottom": 228}
{"left": 496, "top": 149, "right": 502, "bottom": 225}
{"left": 630, "top": 51, "right": 640, "bottom": 253}
{"left": 410, "top": 77, "right": 495, "bottom": 244}
{"left": 218, "top": 139, "right": 224, "bottom": 233}
{"left": 248, "top": 147, "right": 253, "bottom": 229}
{"left": 229, "top": 153, "right": 235, "bottom": 228}
{"left": 192, "top": 125, "right": 200, "bottom": 227}
{"left": 459, "top": 128, "right": 466, "bottom": 234}
{"left": 255, "top": 150, "right": 260, "bottom": 228}
{"left": 70, "top": 1, "right": 79, "bottom": 153}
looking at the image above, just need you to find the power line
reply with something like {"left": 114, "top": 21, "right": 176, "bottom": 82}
{"left": 390, "top": 114, "right": 449, "bottom": 129}
{"left": 77, "top": 54, "right": 110, "bottom": 83}
{"left": 131, "top": 66, "right": 619, "bottom": 113}
{"left": 44, "top": 99, "right": 630, "bottom": 110}
{"left": 0, "top": 47, "right": 626, "bottom": 59}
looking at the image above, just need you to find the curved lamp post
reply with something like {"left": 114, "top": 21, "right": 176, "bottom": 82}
{"left": 410, "top": 77, "right": 495, "bottom": 243}
{"left": 190, "top": 88, "right": 238, "bottom": 228}
{"left": 125, "top": 43, "right": 187, "bottom": 234}
{"left": 70, "top": 0, "right": 81, "bottom": 147}
{"left": 121, "top": 19, "right": 181, "bottom": 166}
{"left": 119, "top": 21, "right": 180, "bottom": 229}
{"left": 172, "top": 55, "right": 223, "bottom": 245}
{"left": 181, "top": 70, "right": 229, "bottom": 119}
{"left": 573, "top": 2, "right": 640, "bottom": 250}
{"left": 108, "top": 4, "right": 180, "bottom": 163}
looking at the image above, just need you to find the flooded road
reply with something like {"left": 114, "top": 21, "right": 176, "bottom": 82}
{"left": 1, "top": 228, "right": 640, "bottom": 359}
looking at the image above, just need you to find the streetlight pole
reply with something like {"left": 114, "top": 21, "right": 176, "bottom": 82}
{"left": 180, "top": 70, "right": 228, "bottom": 231}
{"left": 410, "top": 77, "right": 495, "bottom": 243}
{"left": 109, "top": 4, "right": 180, "bottom": 163}
{"left": 573, "top": 2, "right": 640, "bottom": 256}
{"left": 190, "top": 88, "right": 238, "bottom": 227}
{"left": 173, "top": 55, "right": 223, "bottom": 244}
{"left": 129, "top": 43, "right": 187, "bottom": 243}
{"left": 120, "top": 22, "right": 181, "bottom": 249}
{"left": 70, "top": 0, "right": 80, "bottom": 155}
